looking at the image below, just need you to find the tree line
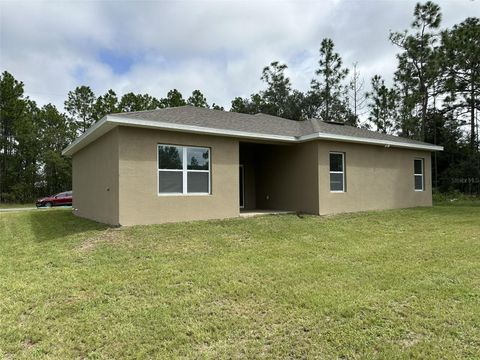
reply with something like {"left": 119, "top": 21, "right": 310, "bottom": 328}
{"left": 0, "top": 1, "right": 478, "bottom": 203}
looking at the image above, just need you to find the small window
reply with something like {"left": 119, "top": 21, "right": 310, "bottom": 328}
{"left": 330, "top": 152, "right": 345, "bottom": 192}
{"left": 158, "top": 144, "right": 210, "bottom": 195}
{"left": 414, "top": 158, "right": 424, "bottom": 191}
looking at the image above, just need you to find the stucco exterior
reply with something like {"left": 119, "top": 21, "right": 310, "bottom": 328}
{"left": 317, "top": 140, "right": 432, "bottom": 214}
{"left": 71, "top": 126, "right": 434, "bottom": 226}
{"left": 117, "top": 127, "right": 239, "bottom": 226}
{"left": 72, "top": 128, "right": 120, "bottom": 225}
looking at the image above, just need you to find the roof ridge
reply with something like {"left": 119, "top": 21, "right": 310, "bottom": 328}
{"left": 111, "top": 105, "right": 193, "bottom": 117}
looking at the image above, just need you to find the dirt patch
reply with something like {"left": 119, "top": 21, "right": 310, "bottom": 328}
{"left": 398, "top": 331, "right": 423, "bottom": 348}
{"left": 77, "top": 228, "right": 126, "bottom": 251}
{"left": 23, "top": 338, "right": 38, "bottom": 350}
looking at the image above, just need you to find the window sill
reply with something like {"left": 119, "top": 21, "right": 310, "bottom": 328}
{"left": 157, "top": 193, "right": 211, "bottom": 197}
{"left": 330, "top": 191, "right": 345, "bottom": 193}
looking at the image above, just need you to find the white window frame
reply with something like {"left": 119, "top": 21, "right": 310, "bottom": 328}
{"left": 414, "top": 158, "right": 424, "bottom": 192}
{"left": 157, "top": 144, "right": 211, "bottom": 196}
{"left": 329, "top": 152, "right": 345, "bottom": 193}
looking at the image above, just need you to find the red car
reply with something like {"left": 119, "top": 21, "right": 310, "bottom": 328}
{"left": 36, "top": 191, "right": 73, "bottom": 208}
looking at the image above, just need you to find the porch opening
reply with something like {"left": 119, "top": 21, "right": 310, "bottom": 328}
{"left": 239, "top": 141, "right": 298, "bottom": 213}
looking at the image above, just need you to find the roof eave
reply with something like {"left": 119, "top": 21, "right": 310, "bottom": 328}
{"left": 62, "top": 115, "right": 443, "bottom": 156}
{"left": 297, "top": 133, "right": 444, "bottom": 151}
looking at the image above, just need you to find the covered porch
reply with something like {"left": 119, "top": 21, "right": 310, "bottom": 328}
{"left": 238, "top": 141, "right": 319, "bottom": 215}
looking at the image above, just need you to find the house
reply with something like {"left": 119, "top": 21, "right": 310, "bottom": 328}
{"left": 62, "top": 106, "right": 443, "bottom": 226}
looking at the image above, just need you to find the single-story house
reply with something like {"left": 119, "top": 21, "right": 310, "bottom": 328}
{"left": 62, "top": 105, "right": 443, "bottom": 226}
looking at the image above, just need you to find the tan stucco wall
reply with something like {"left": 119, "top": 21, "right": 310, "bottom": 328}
{"left": 117, "top": 127, "right": 239, "bottom": 225}
{"left": 255, "top": 142, "right": 320, "bottom": 214}
{"left": 72, "top": 128, "right": 120, "bottom": 225}
{"left": 71, "top": 125, "right": 434, "bottom": 226}
{"left": 317, "top": 141, "right": 432, "bottom": 215}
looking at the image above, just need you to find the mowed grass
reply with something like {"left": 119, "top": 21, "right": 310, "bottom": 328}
{"left": 0, "top": 203, "right": 35, "bottom": 209}
{"left": 1, "top": 205, "right": 479, "bottom": 359}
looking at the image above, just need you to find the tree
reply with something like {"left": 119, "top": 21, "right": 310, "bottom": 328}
{"left": 10, "top": 99, "right": 41, "bottom": 202}
{"left": 162, "top": 89, "right": 186, "bottom": 108}
{"left": 230, "top": 62, "right": 305, "bottom": 120}
{"left": 64, "top": 86, "right": 96, "bottom": 134}
{"left": 230, "top": 94, "right": 265, "bottom": 115}
{"left": 367, "top": 75, "right": 398, "bottom": 134}
{"left": 211, "top": 103, "right": 224, "bottom": 110}
{"left": 187, "top": 90, "right": 209, "bottom": 108}
{"left": 0, "top": 72, "right": 23, "bottom": 201}
{"left": 441, "top": 17, "right": 480, "bottom": 150}
{"left": 95, "top": 89, "right": 119, "bottom": 120}
{"left": 118, "top": 92, "right": 161, "bottom": 112}
{"left": 390, "top": 1, "right": 442, "bottom": 141}
{"left": 259, "top": 61, "right": 292, "bottom": 118}
{"left": 0, "top": 74, "right": 43, "bottom": 202}
{"left": 283, "top": 90, "right": 307, "bottom": 121}
{"left": 37, "top": 104, "right": 74, "bottom": 196}
{"left": 346, "top": 62, "right": 367, "bottom": 126}
{"left": 310, "top": 38, "right": 349, "bottom": 122}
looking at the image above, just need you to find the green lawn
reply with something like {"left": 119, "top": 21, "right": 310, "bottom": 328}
{"left": 1, "top": 205, "right": 479, "bottom": 359}
{"left": 0, "top": 203, "right": 35, "bottom": 209}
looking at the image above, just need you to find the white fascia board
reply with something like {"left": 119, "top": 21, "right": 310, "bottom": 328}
{"left": 62, "top": 115, "right": 443, "bottom": 156}
{"left": 298, "top": 132, "right": 444, "bottom": 151}
{"left": 62, "top": 116, "right": 112, "bottom": 156}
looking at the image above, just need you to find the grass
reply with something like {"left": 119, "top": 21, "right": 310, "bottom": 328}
{"left": 1, "top": 205, "right": 479, "bottom": 359}
{"left": 433, "top": 192, "right": 480, "bottom": 206}
{"left": 0, "top": 203, "right": 35, "bottom": 209}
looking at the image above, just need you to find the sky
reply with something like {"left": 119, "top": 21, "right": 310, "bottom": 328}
{"left": 1, "top": 0, "right": 479, "bottom": 111}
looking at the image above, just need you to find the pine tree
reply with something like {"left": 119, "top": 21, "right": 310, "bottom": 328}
{"left": 367, "top": 75, "right": 398, "bottom": 134}
{"left": 64, "top": 86, "right": 96, "bottom": 134}
{"left": 309, "top": 38, "right": 349, "bottom": 122}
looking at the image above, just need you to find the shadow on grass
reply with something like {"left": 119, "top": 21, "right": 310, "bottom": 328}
{"left": 28, "top": 209, "right": 109, "bottom": 242}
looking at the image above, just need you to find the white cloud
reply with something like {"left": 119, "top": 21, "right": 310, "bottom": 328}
{"left": 1, "top": 0, "right": 478, "bottom": 111}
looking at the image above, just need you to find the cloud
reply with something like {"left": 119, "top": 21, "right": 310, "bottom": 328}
{"left": 1, "top": 0, "right": 478, "bottom": 111}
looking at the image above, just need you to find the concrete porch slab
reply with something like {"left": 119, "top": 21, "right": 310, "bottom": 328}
{"left": 239, "top": 210, "right": 295, "bottom": 218}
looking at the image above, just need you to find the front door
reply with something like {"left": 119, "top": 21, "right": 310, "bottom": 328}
{"left": 239, "top": 165, "right": 245, "bottom": 209}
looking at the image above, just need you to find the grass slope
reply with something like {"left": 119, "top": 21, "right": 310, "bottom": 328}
{"left": 1, "top": 205, "right": 479, "bottom": 359}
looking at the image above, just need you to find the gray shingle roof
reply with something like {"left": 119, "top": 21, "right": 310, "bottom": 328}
{"left": 112, "top": 105, "right": 435, "bottom": 148}
{"left": 113, "top": 106, "right": 305, "bottom": 137}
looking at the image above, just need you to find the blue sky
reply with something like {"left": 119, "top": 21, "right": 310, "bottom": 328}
{"left": 97, "top": 49, "right": 137, "bottom": 75}
{"left": 1, "top": 0, "right": 478, "bottom": 111}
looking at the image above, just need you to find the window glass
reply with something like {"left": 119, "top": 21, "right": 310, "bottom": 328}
{"left": 187, "top": 147, "right": 209, "bottom": 170}
{"left": 158, "top": 144, "right": 211, "bottom": 195}
{"left": 414, "top": 175, "right": 423, "bottom": 191}
{"left": 159, "top": 171, "right": 183, "bottom": 193}
{"left": 329, "top": 152, "right": 345, "bottom": 192}
{"left": 187, "top": 172, "right": 209, "bottom": 193}
{"left": 414, "top": 159, "right": 424, "bottom": 191}
{"left": 158, "top": 145, "right": 183, "bottom": 169}
{"left": 330, "top": 153, "right": 343, "bottom": 172}
{"left": 330, "top": 173, "right": 344, "bottom": 192}
{"left": 414, "top": 159, "right": 423, "bottom": 175}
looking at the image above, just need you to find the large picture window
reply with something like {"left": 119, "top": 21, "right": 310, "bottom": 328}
{"left": 158, "top": 144, "right": 210, "bottom": 195}
{"left": 330, "top": 152, "right": 345, "bottom": 192}
{"left": 414, "top": 158, "right": 424, "bottom": 191}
